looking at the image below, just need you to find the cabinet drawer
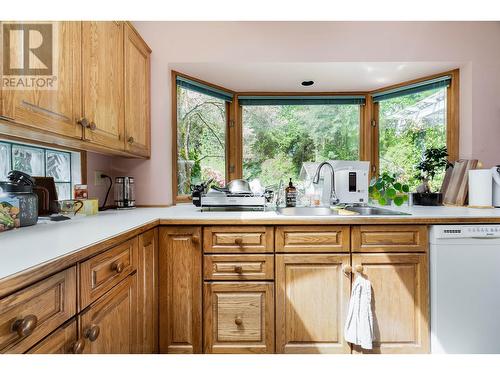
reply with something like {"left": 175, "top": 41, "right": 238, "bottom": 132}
{"left": 0, "top": 267, "right": 77, "bottom": 353}
{"left": 203, "top": 226, "right": 274, "bottom": 253}
{"left": 26, "top": 319, "right": 80, "bottom": 354}
{"left": 275, "top": 226, "right": 350, "bottom": 253}
{"left": 204, "top": 255, "right": 274, "bottom": 281}
{"left": 79, "top": 237, "right": 138, "bottom": 309}
{"left": 351, "top": 225, "right": 428, "bottom": 252}
{"left": 203, "top": 282, "right": 274, "bottom": 353}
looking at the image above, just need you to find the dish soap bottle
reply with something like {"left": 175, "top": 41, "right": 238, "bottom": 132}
{"left": 285, "top": 178, "right": 297, "bottom": 207}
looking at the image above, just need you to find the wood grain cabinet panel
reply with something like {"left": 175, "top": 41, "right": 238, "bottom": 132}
{"left": 203, "top": 226, "right": 274, "bottom": 253}
{"left": 81, "top": 21, "right": 125, "bottom": 150}
{"left": 0, "top": 22, "right": 83, "bottom": 139}
{"left": 204, "top": 282, "right": 274, "bottom": 354}
{"left": 351, "top": 253, "right": 429, "bottom": 354}
{"left": 79, "top": 237, "right": 138, "bottom": 309}
{"left": 26, "top": 319, "right": 80, "bottom": 354}
{"left": 204, "top": 254, "right": 274, "bottom": 281}
{"left": 351, "top": 225, "right": 428, "bottom": 252}
{"left": 137, "top": 228, "right": 158, "bottom": 353}
{"left": 159, "top": 227, "right": 202, "bottom": 353}
{"left": 124, "top": 22, "right": 151, "bottom": 157}
{"left": 79, "top": 274, "right": 138, "bottom": 354}
{"left": 275, "top": 254, "right": 351, "bottom": 354}
{"left": 275, "top": 226, "right": 350, "bottom": 253}
{"left": 0, "top": 267, "right": 77, "bottom": 353}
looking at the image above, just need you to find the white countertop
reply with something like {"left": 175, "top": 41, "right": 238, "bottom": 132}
{"left": 2, "top": 204, "right": 500, "bottom": 281}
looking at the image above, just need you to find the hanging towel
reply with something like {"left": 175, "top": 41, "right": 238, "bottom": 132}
{"left": 344, "top": 274, "right": 374, "bottom": 349}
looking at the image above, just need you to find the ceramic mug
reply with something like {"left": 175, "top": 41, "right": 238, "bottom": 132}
{"left": 57, "top": 199, "right": 84, "bottom": 215}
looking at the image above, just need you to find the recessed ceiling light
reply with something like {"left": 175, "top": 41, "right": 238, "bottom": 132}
{"left": 301, "top": 80, "right": 314, "bottom": 87}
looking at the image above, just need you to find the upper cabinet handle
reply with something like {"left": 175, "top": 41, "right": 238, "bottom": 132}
{"left": 192, "top": 235, "right": 200, "bottom": 244}
{"left": 77, "top": 117, "right": 89, "bottom": 128}
{"left": 127, "top": 136, "right": 134, "bottom": 144}
{"left": 88, "top": 121, "right": 97, "bottom": 131}
{"left": 343, "top": 265, "right": 353, "bottom": 275}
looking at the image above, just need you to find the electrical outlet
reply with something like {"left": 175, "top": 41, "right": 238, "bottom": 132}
{"left": 94, "top": 170, "right": 105, "bottom": 186}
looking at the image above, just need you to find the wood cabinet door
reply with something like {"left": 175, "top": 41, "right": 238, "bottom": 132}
{"left": 81, "top": 21, "right": 124, "bottom": 150}
{"left": 351, "top": 253, "right": 429, "bottom": 354}
{"left": 275, "top": 254, "right": 351, "bottom": 354}
{"left": 137, "top": 228, "right": 158, "bottom": 353}
{"left": 0, "top": 21, "right": 83, "bottom": 139}
{"left": 204, "top": 282, "right": 274, "bottom": 354}
{"left": 27, "top": 319, "right": 81, "bottom": 354}
{"left": 159, "top": 226, "right": 202, "bottom": 353}
{"left": 124, "top": 22, "right": 151, "bottom": 157}
{"left": 79, "top": 274, "right": 138, "bottom": 354}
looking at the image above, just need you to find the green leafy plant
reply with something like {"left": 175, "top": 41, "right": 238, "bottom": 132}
{"left": 369, "top": 172, "right": 410, "bottom": 206}
{"left": 414, "top": 147, "right": 452, "bottom": 193}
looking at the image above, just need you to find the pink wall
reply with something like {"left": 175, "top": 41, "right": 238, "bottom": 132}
{"left": 87, "top": 21, "right": 500, "bottom": 205}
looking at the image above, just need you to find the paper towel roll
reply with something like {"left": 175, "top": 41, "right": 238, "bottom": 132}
{"left": 468, "top": 169, "right": 493, "bottom": 207}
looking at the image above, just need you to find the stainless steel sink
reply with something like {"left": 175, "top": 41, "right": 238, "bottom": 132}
{"left": 276, "top": 206, "right": 410, "bottom": 216}
{"left": 341, "top": 206, "right": 410, "bottom": 216}
{"left": 276, "top": 206, "right": 339, "bottom": 216}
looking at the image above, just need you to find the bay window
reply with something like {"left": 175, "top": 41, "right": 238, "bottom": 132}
{"left": 172, "top": 70, "right": 459, "bottom": 202}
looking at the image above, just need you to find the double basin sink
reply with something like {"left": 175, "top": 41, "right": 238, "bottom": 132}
{"left": 276, "top": 206, "right": 410, "bottom": 216}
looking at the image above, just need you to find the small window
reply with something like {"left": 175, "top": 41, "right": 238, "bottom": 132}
{"left": 0, "top": 140, "right": 81, "bottom": 200}
{"left": 175, "top": 75, "right": 232, "bottom": 196}
{"left": 377, "top": 83, "right": 448, "bottom": 191}
{"left": 240, "top": 99, "right": 362, "bottom": 187}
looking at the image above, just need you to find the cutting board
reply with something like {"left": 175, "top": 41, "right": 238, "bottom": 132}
{"left": 442, "top": 159, "right": 479, "bottom": 206}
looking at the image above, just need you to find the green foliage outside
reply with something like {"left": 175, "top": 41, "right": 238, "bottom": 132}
{"left": 176, "top": 85, "right": 447, "bottom": 196}
{"left": 379, "top": 87, "right": 447, "bottom": 192}
{"left": 242, "top": 104, "right": 360, "bottom": 187}
{"left": 176, "top": 87, "right": 226, "bottom": 195}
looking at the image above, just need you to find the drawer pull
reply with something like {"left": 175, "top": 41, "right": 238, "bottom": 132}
{"left": 84, "top": 325, "right": 100, "bottom": 342}
{"left": 235, "top": 316, "right": 243, "bottom": 326}
{"left": 12, "top": 315, "right": 38, "bottom": 337}
{"left": 87, "top": 121, "right": 97, "bottom": 130}
{"left": 71, "top": 338, "right": 86, "bottom": 354}
{"left": 77, "top": 117, "right": 89, "bottom": 128}
{"left": 355, "top": 265, "right": 364, "bottom": 273}
{"left": 234, "top": 238, "right": 243, "bottom": 246}
{"left": 111, "top": 261, "right": 125, "bottom": 273}
{"left": 234, "top": 266, "right": 243, "bottom": 274}
{"left": 127, "top": 136, "right": 135, "bottom": 144}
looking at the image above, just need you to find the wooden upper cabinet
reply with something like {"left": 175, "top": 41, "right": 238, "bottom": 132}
{"left": 275, "top": 254, "right": 351, "bottom": 354}
{"left": 81, "top": 21, "right": 125, "bottom": 150}
{"left": 124, "top": 22, "right": 151, "bottom": 157}
{"left": 79, "top": 274, "right": 138, "bottom": 354}
{"left": 159, "top": 227, "right": 202, "bottom": 354}
{"left": 0, "top": 22, "right": 83, "bottom": 139}
{"left": 351, "top": 253, "right": 429, "bottom": 354}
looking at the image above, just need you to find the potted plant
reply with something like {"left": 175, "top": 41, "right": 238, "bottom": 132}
{"left": 369, "top": 172, "right": 410, "bottom": 206}
{"left": 413, "top": 146, "right": 452, "bottom": 206}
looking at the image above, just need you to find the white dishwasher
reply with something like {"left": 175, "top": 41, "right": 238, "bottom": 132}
{"left": 430, "top": 225, "right": 500, "bottom": 353}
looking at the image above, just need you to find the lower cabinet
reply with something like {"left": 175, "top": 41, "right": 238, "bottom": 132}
{"left": 275, "top": 254, "right": 351, "bottom": 354}
{"left": 27, "top": 319, "right": 81, "bottom": 354}
{"left": 351, "top": 253, "right": 429, "bottom": 354}
{"left": 203, "top": 282, "right": 274, "bottom": 354}
{"left": 79, "top": 274, "right": 138, "bottom": 354}
{"left": 159, "top": 226, "right": 202, "bottom": 353}
{"left": 137, "top": 228, "right": 159, "bottom": 353}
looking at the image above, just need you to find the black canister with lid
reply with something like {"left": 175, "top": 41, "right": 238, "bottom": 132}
{"left": 0, "top": 171, "right": 39, "bottom": 227}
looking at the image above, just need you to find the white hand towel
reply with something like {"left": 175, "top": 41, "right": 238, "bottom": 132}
{"left": 344, "top": 274, "right": 374, "bottom": 350}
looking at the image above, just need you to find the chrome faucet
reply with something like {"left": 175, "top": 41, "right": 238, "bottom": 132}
{"left": 312, "top": 161, "right": 340, "bottom": 206}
